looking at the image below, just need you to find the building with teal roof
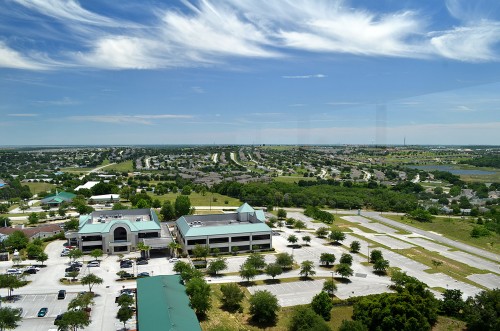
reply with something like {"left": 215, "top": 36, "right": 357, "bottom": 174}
{"left": 68, "top": 208, "right": 172, "bottom": 255}
{"left": 175, "top": 203, "right": 272, "bottom": 254}
{"left": 136, "top": 275, "right": 201, "bottom": 331}
{"left": 40, "top": 191, "right": 76, "bottom": 206}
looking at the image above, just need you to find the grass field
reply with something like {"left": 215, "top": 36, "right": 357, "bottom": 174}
{"left": 147, "top": 192, "right": 242, "bottom": 207}
{"left": 383, "top": 215, "right": 500, "bottom": 255}
{"left": 274, "top": 176, "right": 317, "bottom": 183}
{"left": 201, "top": 283, "right": 354, "bottom": 331}
{"left": 25, "top": 182, "right": 55, "bottom": 195}
{"left": 104, "top": 160, "right": 134, "bottom": 172}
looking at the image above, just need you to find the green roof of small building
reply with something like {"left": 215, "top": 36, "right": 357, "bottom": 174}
{"left": 236, "top": 202, "right": 255, "bottom": 213}
{"left": 137, "top": 275, "right": 201, "bottom": 331}
{"left": 41, "top": 191, "right": 76, "bottom": 204}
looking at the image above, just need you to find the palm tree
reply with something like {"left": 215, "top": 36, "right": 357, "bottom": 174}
{"left": 136, "top": 242, "right": 150, "bottom": 259}
{"left": 168, "top": 241, "right": 181, "bottom": 258}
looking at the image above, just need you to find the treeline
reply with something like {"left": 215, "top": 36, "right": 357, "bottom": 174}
{"left": 0, "top": 180, "right": 31, "bottom": 200}
{"left": 460, "top": 155, "right": 500, "bottom": 169}
{"left": 304, "top": 206, "right": 334, "bottom": 224}
{"left": 213, "top": 181, "right": 418, "bottom": 212}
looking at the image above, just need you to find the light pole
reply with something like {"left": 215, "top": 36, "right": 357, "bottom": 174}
{"left": 330, "top": 271, "right": 334, "bottom": 298}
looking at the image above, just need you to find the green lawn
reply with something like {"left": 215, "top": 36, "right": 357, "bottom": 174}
{"left": 104, "top": 160, "right": 134, "bottom": 172}
{"left": 147, "top": 192, "right": 242, "bottom": 207}
{"left": 25, "top": 182, "right": 55, "bottom": 195}
{"left": 383, "top": 215, "right": 500, "bottom": 255}
{"left": 201, "top": 283, "right": 355, "bottom": 331}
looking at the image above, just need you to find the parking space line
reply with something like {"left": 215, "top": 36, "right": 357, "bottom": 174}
{"left": 32, "top": 295, "right": 37, "bottom": 302}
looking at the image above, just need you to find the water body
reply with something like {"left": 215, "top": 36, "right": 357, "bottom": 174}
{"left": 408, "top": 165, "right": 496, "bottom": 175}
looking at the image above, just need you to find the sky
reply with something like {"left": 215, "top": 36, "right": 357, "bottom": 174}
{"left": 1, "top": 0, "right": 499, "bottom": 146}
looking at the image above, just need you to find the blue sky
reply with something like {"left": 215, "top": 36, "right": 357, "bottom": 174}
{"left": 1, "top": 0, "right": 499, "bottom": 145}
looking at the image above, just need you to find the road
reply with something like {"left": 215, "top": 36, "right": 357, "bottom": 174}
{"left": 78, "top": 163, "right": 116, "bottom": 180}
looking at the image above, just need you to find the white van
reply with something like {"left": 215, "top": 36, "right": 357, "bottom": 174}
{"left": 6, "top": 268, "right": 22, "bottom": 275}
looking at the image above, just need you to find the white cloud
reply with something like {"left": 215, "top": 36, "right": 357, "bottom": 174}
{"left": 7, "top": 113, "right": 38, "bottom": 117}
{"left": 33, "top": 97, "right": 79, "bottom": 106}
{"left": 68, "top": 114, "right": 193, "bottom": 125}
{"left": 282, "top": 74, "right": 326, "bottom": 79}
{"left": 191, "top": 86, "right": 205, "bottom": 94}
{"left": 0, "top": 42, "right": 48, "bottom": 70}
{"left": 430, "top": 22, "right": 500, "bottom": 62}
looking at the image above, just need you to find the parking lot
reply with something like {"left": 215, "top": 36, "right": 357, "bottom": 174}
{"left": 7, "top": 292, "right": 79, "bottom": 319}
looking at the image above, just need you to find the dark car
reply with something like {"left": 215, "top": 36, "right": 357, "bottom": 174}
{"left": 71, "top": 261, "right": 83, "bottom": 267}
{"left": 137, "top": 272, "right": 150, "bottom": 277}
{"left": 120, "top": 262, "right": 133, "bottom": 268}
{"left": 57, "top": 290, "right": 66, "bottom": 300}
{"left": 120, "top": 272, "right": 134, "bottom": 279}
{"left": 37, "top": 307, "right": 48, "bottom": 317}
{"left": 65, "top": 266, "right": 80, "bottom": 272}
{"left": 54, "top": 314, "right": 63, "bottom": 325}
{"left": 24, "top": 268, "right": 37, "bottom": 274}
{"left": 136, "top": 259, "right": 148, "bottom": 265}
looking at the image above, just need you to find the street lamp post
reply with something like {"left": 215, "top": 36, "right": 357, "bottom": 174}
{"left": 330, "top": 271, "right": 334, "bottom": 298}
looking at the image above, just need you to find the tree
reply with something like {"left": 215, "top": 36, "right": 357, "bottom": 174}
{"left": 36, "top": 252, "right": 49, "bottom": 265}
{"left": 64, "top": 218, "right": 79, "bottom": 231}
{"left": 245, "top": 253, "right": 266, "bottom": 270}
{"left": 369, "top": 249, "right": 383, "bottom": 263}
{"left": 295, "top": 220, "right": 306, "bottom": 232}
{"left": 302, "top": 235, "right": 311, "bottom": 246}
{"left": 319, "top": 253, "right": 336, "bottom": 267}
{"left": 265, "top": 263, "right": 283, "bottom": 279}
{"left": 409, "top": 208, "right": 434, "bottom": 222}
{"left": 322, "top": 279, "right": 338, "bottom": 297}
{"left": 289, "top": 305, "right": 330, "bottom": 331}
{"left": 440, "top": 289, "right": 465, "bottom": 318}
{"left": 151, "top": 198, "right": 161, "bottom": 208}
{"left": 350, "top": 241, "right": 361, "bottom": 253}
{"left": 464, "top": 288, "right": 500, "bottom": 331}
{"left": 0, "top": 306, "right": 22, "bottom": 331}
{"left": 116, "top": 306, "right": 134, "bottom": 330}
{"left": 4, "top": 231, "right": 28, "bottom": 251}
{"left": 339, "top": 253, "right": 353, "bottom": 266}
{"left": 89, "top": 249, "right": 103, "bottom": 261}
{"left": 80, "top": 273, "right": 103, "bottom": 293}
{"left": 239, "top": 263, "right": 258, "bottom": 282}
{"left": 192, "top": 244, "right": 209, "bottom": 261}
{"left": 160, "top": 201, "right": 176, "bottom": 221}
{"left": 431, "top": 259, "right": 443, "bottom": 269}
{"left": 28, "top": 212, "right": 38, "bottom": 225}
{"left": 249, "top": 290, "right": 280, "bottom": 324}
{"left": 336, "top": 263, "right": 353, "bottom": 279}
{"left": 328, "top": 230, "right": 345, "bottom": 244}
{"left": 68, "top": 249, "right": 83, "bottom": 262}
{"left": 185, "top": 277, "right": 211, "bottom": 317}
{"left": 58, "top": 207, "right": 66, "bottom": 217}
{"left": 373, "top": 259, "right": 390, "bottom": 274}
{"left": 68, "top": 292, "right": 95, "bottom": 311}
{"left": 220, "top": 283, "right": 244, "bottom": 312}
{"left": 207, "top": 257, "right": 227, "bottom": 275}
{"left": 287, "top": 234, "right": 298, "bottom": 246}
{"left": 275, "top": 252, "right": 294, "bottom": 269}
{"left": 338, "top": 320, "right": 367, "bottom": 331}
{"left": 277, "top": 209, "right": 287, "bottom": 219}
{"left": 0, "top": 216, "right": 11, "bottom": 228}
{"left": 0, "top": 274, "right": 23, "bottom": 299}
{"left": 136, "top": 242, "right": 150, "bottom": 259}
{"left": 26, "top": 242, "right": 43, "bottom": 259}
{"left": 174, "top": 195, "right": 191, "bottom": 217}
{"left": 168, "top": 241, "right": 181, "bottom": 258}
{"left": 300, "top": 260, "right": 316, "bottom": 278}
{"left": 57, "top": 310, "right": 91, "bottom": 331}
{"left": 311, "top": 291, "right": 333, "bottom": 320}
{"left": 316, "top": 227, "right": 329, "bottom": 238}
{"left": 67, "top": 270, "right": 79, "bottom": 282}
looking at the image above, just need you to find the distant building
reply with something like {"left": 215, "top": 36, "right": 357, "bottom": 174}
{"left": 89, "top": 194, "right": 120, "bottom": 203}
{"left": 40, "top": 191, "right": 76, "bottom": 207}
{"left": 68, "top": 208, "right": 171, "bottom": 254}
{"left": 74, "top": 181, "right": 99, "bottom": 191}
{"left": 136, "top": 275, "right": 201, "bottom": 331}
{"left": 175, "top": 203, "right": 272, "bottom": 254}
{"left": 0, "top": 224, "right": 62, "bottom": 241}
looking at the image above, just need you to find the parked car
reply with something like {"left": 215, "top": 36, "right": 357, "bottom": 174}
{"left": 136, "top": 259, "right": 148, "bottom": 265}
{"left": 57, "top": 290, "right": 66, "bottom": 300}
{"left": 37, "top": 307, "right": 48, "bottom": 317}
{"left": 137, "top": 272, "right": 150, "bottom": 277}
{"left": 6, "top": 268, "right": 22, "bottom": 275}
{"left": 120, "top": 261, "right": 133, "bottom": 268}
{"left": 54, "top": 314, "right": 63, "bottom": 325}
{"left": 120, "top": 272, "right": 134, "bottom": 279}
{"left": 25, "top": 266, "right": 41, "bottom": 271}
{"left": 71, "top": 261, "right": 83, "bottom": 267}
{"left": 65, "top": 266, "right": 80, "bottom": 272}
{"left": 60, "top": 251, "right": 70, "bottom": 257}
{"left": 168, "top": 257, "right": 179, "bottom": 263}
{"left": 87, "top": 261, "right": 100, "bottom": 267}
{"left": 23, "top": 268, "right": 37, "bottom": 274}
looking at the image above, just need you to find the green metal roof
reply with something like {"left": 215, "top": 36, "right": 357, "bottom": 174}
{"left": 137, "top": 275, "right": 201, "bottom": 331}
{"left": 78, "top": 219, "right": 160, "bottom": 234}
{"left": 177, "top": 217, "right": 271, "bottom": 237}
{"left": 236, "top": 202, "right": 255, "bottom": 213}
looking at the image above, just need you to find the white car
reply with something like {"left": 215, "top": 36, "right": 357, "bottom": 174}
{"left": 87, "top": 261, "right": 100, "bottom": 267}
{"left": 168, "top": 258, "right": 179, "bottom": 263}
{"left": 6, "top": 268, "right": 22, "bottom": 275}
{"left": 24, "top": 266, "right": 41, "bottom": 272}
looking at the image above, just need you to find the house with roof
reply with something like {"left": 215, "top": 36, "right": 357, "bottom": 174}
{"left": 175, "top": 203, "right": 272, "bottom": 255}
{"left": 67, "top": 208, "right": 172, "bottom": 254}
{"left": 0, "top": 224, "right": 63, "bottom": 241}
{"left": 136, "top": 275, "right": 201, "bottom": 331}
{"left": 40, "top": 191, "right": 76, "bottom": 207}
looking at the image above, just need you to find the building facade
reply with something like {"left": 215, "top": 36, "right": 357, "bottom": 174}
{"left": 175, "top": 203, "right": 272, "bottom": 254}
